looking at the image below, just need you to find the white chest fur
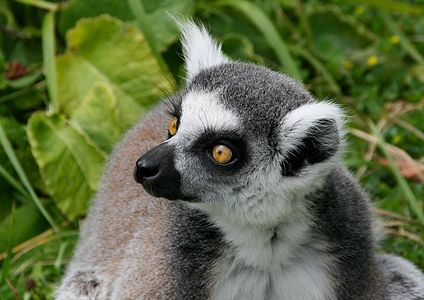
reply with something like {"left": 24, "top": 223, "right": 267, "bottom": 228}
{"left": 208, "top": 215, "right": 336, "bottom": 300}
{"left": 211, "top": 253, "right": 335, "bottom": 300}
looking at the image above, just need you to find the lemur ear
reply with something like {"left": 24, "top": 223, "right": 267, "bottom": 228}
{"left": 279, "top": 102, "right": 345, "bottom": 176}
{"left": 179, "top": 21, "right": 229, "bottom": 81}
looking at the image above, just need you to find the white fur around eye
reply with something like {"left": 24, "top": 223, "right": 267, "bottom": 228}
{"left": 180, "top": 21, "right": 229, "bottom": 81}
{"left": 178, "top": 90, "right": 240, "bottom": 136}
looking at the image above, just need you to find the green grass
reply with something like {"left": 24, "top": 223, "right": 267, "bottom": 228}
{"left": 1, "top": 0, "right": 423, "bottom": 298}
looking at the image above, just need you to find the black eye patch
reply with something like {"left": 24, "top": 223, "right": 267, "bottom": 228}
{"left": 190, "top": 130, "right": 248, "bottom": 173}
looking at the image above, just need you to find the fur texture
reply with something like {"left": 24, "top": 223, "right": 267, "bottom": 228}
{"left": 57, "top": 22, "right": 424, "bottom": 300}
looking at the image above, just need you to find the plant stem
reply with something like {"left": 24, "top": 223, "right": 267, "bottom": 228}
{"left": 369, "top": 122, "right": 424, "bottom": 224}
{"left": 42, "top": 11, "right": 59, "bottom": 113}
{"left": 15, "top": 0, "right": 58, "bottom": 11}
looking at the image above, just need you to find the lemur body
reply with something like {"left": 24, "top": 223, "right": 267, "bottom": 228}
{"left": 57, "top": 23, "right": 424, "bottom": 299}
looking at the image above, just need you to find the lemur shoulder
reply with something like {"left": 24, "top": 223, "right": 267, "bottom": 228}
{"left": 57, "top": 23, "right": 424, "bottom": 300}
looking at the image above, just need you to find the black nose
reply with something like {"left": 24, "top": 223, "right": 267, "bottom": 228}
{"left": 134, "top": 159, "right": 159, "bottom": 183}
{"left": 133, "top": 143, "right": 184, "bottom": 200}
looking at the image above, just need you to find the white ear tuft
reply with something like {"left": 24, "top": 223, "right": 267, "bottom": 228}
{"left": 179, "top": 21, "right": 229, "bottom": 81}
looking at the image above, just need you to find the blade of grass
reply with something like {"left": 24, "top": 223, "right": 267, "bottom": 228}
{"left": 389, "top": 117, "right": 424, "bottom": 143}
{"left": 42, "top": 11, "right": 58, "bottom": 112}
{"left": 380, "top": 12, "right": 424, "bottom": 67}
{"left": 385, "top": 228, "right": 424, "bottom": 245}
{"left": 15, "top": 0, "right": 58, "bottom": 11}
{"left": 0, "top": 164, "right": 30, "bottom": 200}
{"left": 369, "top": 122, "right": 424, "bottom": 224}
{"left": 54, "top": 241, "right": 68, "bottom": 270}
{"left": 0, "top": 228, "right": 53, "bottom": 261}
{"left": 0, "top": 123, "right": 57, "bottom": 230}
{"left": 216, "top": 0, "right": 302, "bottom": 79}
{"left": 289, "top": 45, "right": 341, "bottom": 97}
{"left": 127, "top": 0, "right": 174, "bottom": 85}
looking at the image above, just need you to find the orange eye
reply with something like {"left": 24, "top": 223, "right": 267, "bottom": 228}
{"left": 168, "top": 117, "right": 178, "bottom": 136}
{"left": 212, "top": 144, "right": 233, "bottom": 164}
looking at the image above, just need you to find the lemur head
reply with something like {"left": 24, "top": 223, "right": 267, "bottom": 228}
{"left": 135, "top": 23, "right": 345, "bottom": 226}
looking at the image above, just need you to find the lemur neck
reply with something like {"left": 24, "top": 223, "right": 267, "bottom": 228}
{"left": 203, "top": 200, "right": 317, "bottom": 271}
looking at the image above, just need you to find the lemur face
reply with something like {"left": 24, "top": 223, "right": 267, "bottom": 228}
{"left": 135, "top": 23, "right": 345, "bottom": 225}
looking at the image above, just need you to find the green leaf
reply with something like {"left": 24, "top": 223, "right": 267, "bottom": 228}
{"left": 58, "top": 0, "right": 134, "bottom": 36}
{"left": 70, "top": 84, "right": 123, "bottom": 154}
{"left": 0, "top": 203, "right": 49, "bottom": 253}
{"left": 308, "top": 7, "right": 374, "bottom": 61}
{"left": 57, "top": 15, "right": 172, "bottom": 129}
{"left": 27, "top": 112, "right": 105, "bottom": 220}
{"left": 138, "top": 0, "right": 194, "bottom": 51}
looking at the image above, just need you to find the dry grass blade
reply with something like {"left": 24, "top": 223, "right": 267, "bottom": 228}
{"left": 376, "top": 208, "right": 412, "bottom": 222}
{"left": 0, "top": 229, "right": 55, "bottom": 261}
{"left": 385, "top": 228, "right": 424, "bottom": 245}
{"left": 385, "top": 99, "right": 424, "bottom": 116}
{"left": 381, "top": 220, "right": 408, "bottom": 227}
{"left": 350, "top": 128, "right": 424, "bottom": 182}
{"left": 377, "top": 158, "right": 424, "bottom": 182}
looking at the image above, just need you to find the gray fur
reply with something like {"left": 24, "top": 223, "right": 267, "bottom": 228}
{"left": 57, "top": 23, "right": 423, "bottom": 299}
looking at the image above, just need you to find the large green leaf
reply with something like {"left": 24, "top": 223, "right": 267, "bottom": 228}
{"left": 57, "top": 15, "right": 172, "bottom": 128}
{"left": 27, "top": 113, "right": 105, "bottom": 220}
{"left": 70, "top": 84, "right": 123, "bottom": 154}
{"left": 58, "top": 0, "right": 134, "bottom": 36}
{"left": 58, "top": 0, "right": 194, "bottom": 50}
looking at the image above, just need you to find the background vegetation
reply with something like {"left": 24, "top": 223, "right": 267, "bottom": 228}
{"left": 0, "top": 0, "right": 423, "bottom": 298}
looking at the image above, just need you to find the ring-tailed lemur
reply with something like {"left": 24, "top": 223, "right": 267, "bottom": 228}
{"left": 56, "top": 23, "right": 424, "bottom": 300}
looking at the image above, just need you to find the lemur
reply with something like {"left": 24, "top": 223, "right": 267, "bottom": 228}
{"left": 57, "top": 23, "right": 424, "bottom": 300}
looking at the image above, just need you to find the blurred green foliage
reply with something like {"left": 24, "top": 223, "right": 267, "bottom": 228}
{"left": 0, "top": 0, "right": 423, "bottom": 298}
